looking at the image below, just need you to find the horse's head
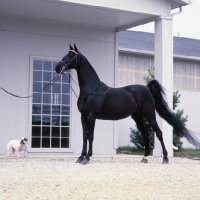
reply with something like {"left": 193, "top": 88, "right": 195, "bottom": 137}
{"left": 55, "top": 44, "right": 78, "bottom": 74}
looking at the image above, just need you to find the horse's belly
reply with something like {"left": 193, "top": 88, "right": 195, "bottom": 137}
{"left": 97, "top": 103, "right": 137, "bottom": 120}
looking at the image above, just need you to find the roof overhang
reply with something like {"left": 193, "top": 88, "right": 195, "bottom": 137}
{"left": 0, "top": 0, "right": 192, "bottom": 30}
{"left": 170, "top": 0, "right": 193, "bottom": 9}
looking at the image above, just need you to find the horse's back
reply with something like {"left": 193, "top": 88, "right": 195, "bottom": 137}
{"left": 114, "top": 84, "right": 155, "bottom": 112}
{"left": 96, "top": 84, "right": 154, "bottom": 120}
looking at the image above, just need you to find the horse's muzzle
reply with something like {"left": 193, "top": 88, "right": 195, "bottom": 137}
{"left": 55, "top": 65, "right": 63, "bottom": 74}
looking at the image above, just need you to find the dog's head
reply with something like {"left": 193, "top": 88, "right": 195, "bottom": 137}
{"left": 20, "top": 138, "right": 28, "bottom": 145}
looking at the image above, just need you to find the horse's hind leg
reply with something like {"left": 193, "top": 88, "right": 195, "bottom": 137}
{"left": 145, "top": 113, "right": 169, "bottom": 164}
{"left": 132, "top": 114, "right": 150, "bottom": 163}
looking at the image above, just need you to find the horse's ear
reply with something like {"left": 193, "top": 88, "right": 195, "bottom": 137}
{"left": 74, "top": 43, "right": 78, "bottom": 52}
{"left": 69, "top": 44, "right": 73, "bottom": 50}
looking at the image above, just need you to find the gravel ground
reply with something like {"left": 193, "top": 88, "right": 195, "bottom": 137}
{"left": 0, "top": 155, "right": 200, "bottom": 200}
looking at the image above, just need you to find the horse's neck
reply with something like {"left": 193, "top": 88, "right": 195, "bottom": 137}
{"left": 76, "top": 55, "right": 100, "bottom": 91}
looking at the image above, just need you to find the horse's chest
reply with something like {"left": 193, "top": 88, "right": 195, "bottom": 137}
{"left": 77, "top": 99, "right": 87, "bottom": 113}
{"left": 77, "top": 97, "right": 97, "bottom": 114}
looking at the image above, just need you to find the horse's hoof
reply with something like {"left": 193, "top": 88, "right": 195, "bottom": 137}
{"left": 80, "top": 157, "right": 90, "bottom": 165}
{"left": 141, "top": 157, "right": 148, "bottom": 163}
{"left": 162, "top": 159, "right": 169, "bottom": 164}
{"left": 76, "top": 157, "right": 83, "bottom": 163}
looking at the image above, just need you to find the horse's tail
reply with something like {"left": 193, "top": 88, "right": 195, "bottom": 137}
{"left": 147, "top": 79, "right": 200, "bottom": 148}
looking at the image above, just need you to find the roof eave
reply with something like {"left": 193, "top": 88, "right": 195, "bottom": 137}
{"left": 170, "top": 0, "right": 194, "bottom": 10}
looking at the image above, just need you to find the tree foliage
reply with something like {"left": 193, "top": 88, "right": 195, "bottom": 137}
{"left": 130, "top": 67, "right": 188, "bottom": 149}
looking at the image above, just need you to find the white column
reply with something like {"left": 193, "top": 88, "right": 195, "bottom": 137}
{"left": 153, "top": 16, "right": 173, "bottom": 157}
{"left": 113, "top": 31, "right": 119, "bottom": 149}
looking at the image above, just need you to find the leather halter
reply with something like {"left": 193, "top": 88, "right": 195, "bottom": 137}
{"left": 60, "top": 50, "right": 78, "bottom": 70}
{"left": 69, "top": 50, "right": 78, "bottom": 55}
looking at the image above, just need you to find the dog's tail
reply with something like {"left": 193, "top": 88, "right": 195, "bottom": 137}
{"left": 147, "top": 80, "right": 200, "bottom": 148}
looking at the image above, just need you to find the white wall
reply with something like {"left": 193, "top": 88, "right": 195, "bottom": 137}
{"left": 178, "top": 91, "right": 200, "bottom": 148}
{"left": 118, "top": 117, "right": 135, "bottom": 147}
{"left": 0, "top": 15, "right": 116, "bottom": 154}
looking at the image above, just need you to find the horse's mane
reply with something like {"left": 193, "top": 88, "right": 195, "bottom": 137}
{"left": 78, "top": 52, "right": 100, "bottom": 82}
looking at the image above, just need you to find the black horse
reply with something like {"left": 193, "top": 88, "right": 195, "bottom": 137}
{"left": 56, "top": 44, "right": 200, "bottom": 164}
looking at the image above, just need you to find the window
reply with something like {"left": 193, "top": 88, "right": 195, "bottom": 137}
{"left": 31, "top": 59, "right": 71, "bottom": 149}
{"left": 174, "top": 59, "right": 200, "bottom": 92}
{"left": 119, "top": 53, "right": 200, "bottom": 92}
{"left": 119, "top": 54, "right": 154, "bottom": 86}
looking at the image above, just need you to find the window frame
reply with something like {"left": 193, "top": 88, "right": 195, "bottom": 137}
{"left": 28, "top": 56, "right": 73, "bottom": 152}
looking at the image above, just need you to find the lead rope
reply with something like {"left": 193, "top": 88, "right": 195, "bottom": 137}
{"left": 0, "top": 54, "right": 110, "bottom": 98}
{"left": 0, "top": 66, "right": 66, "bottom": 98}
{"left": 63, "top": 72, "right": 79, "bottom": 98}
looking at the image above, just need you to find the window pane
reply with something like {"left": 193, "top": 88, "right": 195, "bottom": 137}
{"left": 52, "top": 138, "right": 60, "bottom": 148}
{"left": 62, "top": 84, "right": 70, "bottom": 94}
{"left": 43, "top": 72, "right": 52, "bottom": 81}
{"left": 42, "top": 126, "right": 50, "bottom": 137}
{"left": 118, "top": 54, "right": 151, "bottom": 86}
{"left": 33, "top": 71, "right": 42, "bottom": 81}
{"left": 44, "top": 61, "right": 52, "bottom": 71}
{"left": 32, "top": 126, "right": 41, "bottom": 137}
{"left": 53, "top": 61, "right": 58, "bottom": 71}
{"left": 52, "top": 94, "right": 60, "bottom": 105}
{"left": 43, "top": 93, "right": 51, "bottom": 104}
{"left": 52, "top": 116, "right": 60, "bottom": 126}
{"left": 42, "top": 138, "right": 50, "bottom": 148}
{"left": 34, "top": 60, "right": 42, "bottom": 70}
{"left": 32, "top": 115, "right": 41, "bottom": 125}
{"left": 61, "top": 106, "right": 70, "bottom": 115}
{"left": 43, "top": 105, "right": 51, "bottom": 114}
{"left": 174, "top": 60, "right": 195, "bottom": 91}
{"left": 33, "top": 94, "right": 41, "bottom": 103}
{"left": 52, "top": 127, "right": 60, "bottom": 137}
{"left": 33, "top": 82, "right": 42, "bottom": 92}
{"left": 32, "top": 138, "right": 40, "bottom": 148}
{"left": 61, "top": 127, "right": 69, "bottom": 137}
{"left": 53, "top": 83, "right": 61, "bottom": 93}
{"left": 32, "top": 104, "right": 41, "bottom": 114}
{"left": 61, "top": 138, "right": 69, "bottom": 148}
{"left": 62, "top": 73, "right": 70, "bottom": 83}
{"left": 52, "top": 105, "right": 60, "bottom": 115}
{"left": 62, "top": 94, "right": 70, "bottom": 105}
{"left": 43, "top": 83, "right": 51, "bottom": 93}
{"left": 42, "top": 116, "right": 50, "bottom": 125}
{"left": 61, "top": 116, "right": 69, "bottom": 126}
{"left": 53, "top": 72, "right": 61, "bottom": 82}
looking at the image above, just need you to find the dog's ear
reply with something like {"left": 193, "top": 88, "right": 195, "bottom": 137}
{"left": 24, "top": 138, "right": 28, "bottom": 141}
{"left": 69, "top": 44, "right": 73, "bottom": 50}
{"left": 74, "top": 43, "right": 78, "bottom": 52}
{"left": 20, "top": 139, "right": 23, "bottom": 144}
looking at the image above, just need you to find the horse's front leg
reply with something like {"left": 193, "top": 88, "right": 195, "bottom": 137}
{"left": 76, "top": 114, "right": 88, "bottom": 163}
{"left": 80, "top": 114, "right": 96, "bottom": 165}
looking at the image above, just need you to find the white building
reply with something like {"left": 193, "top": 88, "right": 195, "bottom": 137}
{"left": 0, "top": 0, "right": 192, "bottom": 155}
{"left": 118, "top": 30, "right": 200, "bottom": 149}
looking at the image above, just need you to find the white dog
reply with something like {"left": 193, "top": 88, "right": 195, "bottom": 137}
{"left": 7, "top": 138, "right": 28, "bottom": 157}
